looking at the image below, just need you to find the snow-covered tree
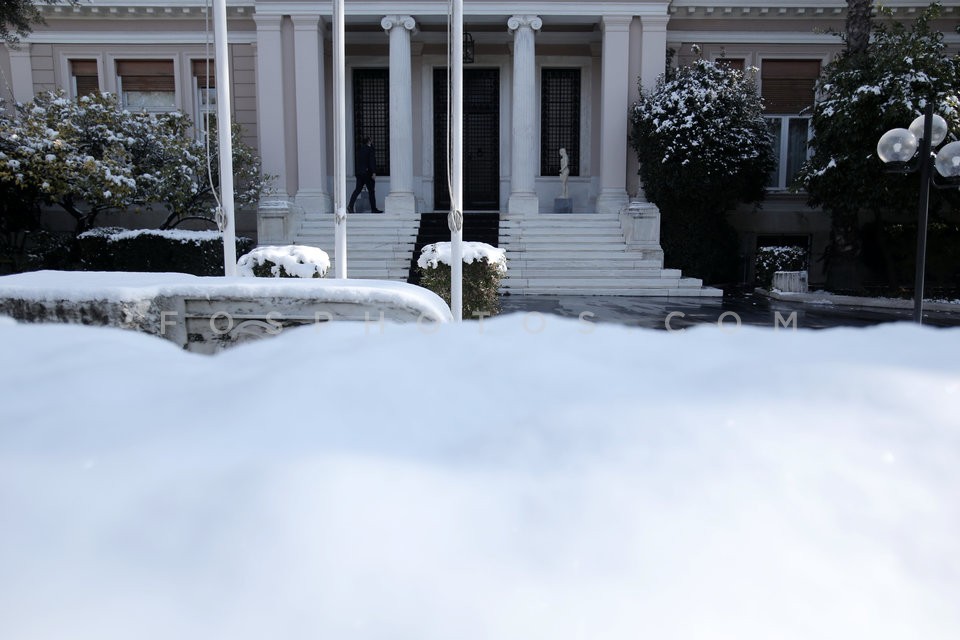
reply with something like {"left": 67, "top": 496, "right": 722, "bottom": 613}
{"left": 796, "top": 4, "right": 960, "bottom": 290}
{"left": 0, "top": 91, "right": 267, "bottom": 233}
{"left": 629, "top": 52, "right": 776, "bottom": 282}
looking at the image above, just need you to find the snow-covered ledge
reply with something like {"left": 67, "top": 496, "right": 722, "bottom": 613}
{"left": 0, "top": 271, "right": 452, "bottom": 354}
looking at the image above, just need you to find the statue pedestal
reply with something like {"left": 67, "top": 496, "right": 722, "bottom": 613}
{"left": 553, "top": 197, "right": 573, "bottom": 213}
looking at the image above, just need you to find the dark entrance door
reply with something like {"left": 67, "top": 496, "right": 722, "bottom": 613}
{"left": 433, "top": 68, "right": 500, "bottom": 211}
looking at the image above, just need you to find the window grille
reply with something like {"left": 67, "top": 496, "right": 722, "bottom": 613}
{"left": 540, "top": 68, "right": 580, "bottom": 177}
{"left": 352, "top": 68, "right": 390, "bottom": 176}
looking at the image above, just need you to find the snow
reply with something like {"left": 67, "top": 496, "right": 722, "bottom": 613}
{"left": 0, "top": 270, "right": 452, "bottom": 322}
{"left": 418, "top": 240, "right": 507, "bottom": 273}
{"left": 237, "top": 244, "right": 331, "bottom": 279}
{"left": 0, "top": 313, "right": 958, "bottom": 640}
{"left": 78, "top": 227, "right": 225, "bottom": 244}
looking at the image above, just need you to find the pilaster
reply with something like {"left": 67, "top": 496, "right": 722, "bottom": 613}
{"left": 254, "top": 14, "right": 289, "bottom": 203}
{"left": 596, "top": 15, "right": 632, "bottom": 215}
{"left": 292, "top": 14, "right": 332, "bottom": 214}
{"left": 7, "top": 47, "right": 35, "bottom": 104}
{"left": 507, "top": 14, "right": 542, "bottom": 215}
{"left": 382, "top": 15, "right": 418, "bottom": 214}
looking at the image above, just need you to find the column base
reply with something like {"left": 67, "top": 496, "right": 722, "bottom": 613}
{"left": 596, "top": 190, "right": 629, "bottom": 215}
{"left": 384, "top": 192, "right": 418, "bottom": 215}
{"left": 508, "top": 193, "right": 540, "bottom": 215}
{"left": 295, "top": 189, "right": 332, "bottom": 214}
{"left": 620, "top": 200, "right": 664, "bottom": 265}
{"left": 257, "top": 199, "right": 293, "bottom": 244}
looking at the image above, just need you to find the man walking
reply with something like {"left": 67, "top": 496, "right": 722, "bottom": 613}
{"left": 347, "top": 135, "right": 382, "bottom": 213}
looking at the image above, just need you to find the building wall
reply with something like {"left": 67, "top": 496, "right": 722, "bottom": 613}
{"left": 5, "top": 1, "right": 960, "bottom": 280}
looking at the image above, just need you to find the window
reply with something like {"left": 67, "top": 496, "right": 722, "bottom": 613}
{"left": 540, "top": 68, "right": 580, "bottom": 176}
{"left": 761, "top": 60, "right": 819, "bottom": 190}
{"left": 192, "top": 60, "right": 217, "bottom": 139}
{"left": 117, "top": 59, "right": 176, "bottom": 111}
{"left": 70, "top": 60, "right": 99, "bottom": 98}
{"left": 352, "top": 68, "right": 390, "bottom": 176}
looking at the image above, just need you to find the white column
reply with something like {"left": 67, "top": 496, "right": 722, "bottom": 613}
{"left": 254, "top": 14, "right": 288, "bottom": 201}
{"left": 8, "top": 47, "right": 35, "bottom": 104}
{"left": 639, "top": 16, "right": 669, "bottom": 94}
{"left": 596, "top": 15, "right": 632, "bottom": 215}
{"left": 292, "top": 15, "right": 332, "bottom": 214}
{"left": 627, "top": 18, "right": 643, "bottom": 199}
{"left": 507, "top": 14, "right": 542, "bottom": 215}
{"left": 382, "top": 15, "right": 418, "bottom": 214}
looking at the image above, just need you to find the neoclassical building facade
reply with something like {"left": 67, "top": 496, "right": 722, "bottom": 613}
{"left": 3, "top": 0, "right": 958, "bottom": 285}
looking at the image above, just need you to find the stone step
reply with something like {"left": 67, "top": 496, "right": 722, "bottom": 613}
{"left": 501, "top": 287, "right": 722, "bottom": 297}
{"left": 504, "top": 276, "right": 689, "bottom": 287}
{"left": 505, "top": 258, "right": 664, "bottom": 269}
{"left": 509, "top": 268, "right": 682, "bottom": 278}
{"left": 506, "top": 241, "right": 636, "bottom": 252}
{"left": 501, "top": 220, "right": 622, "bottom": 229}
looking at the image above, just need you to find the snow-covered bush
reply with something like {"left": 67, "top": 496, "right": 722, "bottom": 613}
{"left": 754, "top": 245, "right": 808, "bottom": 288}
{"left": 630, "top": 51, "right": 775, "bottom": 283}
{"left": 0, "top": 91, "right": 267, "bottom": 234}
{"left": 77, "top": 227, "right": 254, "bottom": 275}
{"left": 237, "top": 245, "right": 330, "bottom": 279}
{"left": 796, "top": 4, "right": 960, "bottom": 291}
{"left": 417, "top": 241, "right": 506, "bottom": 318}
{"left": 630, "top": 52, "right": 775, "bottom": 215}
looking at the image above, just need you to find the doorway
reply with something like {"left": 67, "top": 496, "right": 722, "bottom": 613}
{"left": 433, "top": 68, "right": 500, "bottom": 211}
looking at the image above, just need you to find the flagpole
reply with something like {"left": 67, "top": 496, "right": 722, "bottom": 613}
{"left": 449, "top": 0, "right": 464, "bottom": 321}
{"left": 213, "top": 0, "right": 237, "bottom": 276}
{"left": 333, "top": 0, "right": 348, "bottom": 278}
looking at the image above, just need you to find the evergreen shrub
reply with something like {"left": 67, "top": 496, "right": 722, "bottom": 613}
{"left": 417, "top": 242, "right": 506, "bottom": 318}
{"left": 78, "top": 228, "right": 254, "bottom": 275}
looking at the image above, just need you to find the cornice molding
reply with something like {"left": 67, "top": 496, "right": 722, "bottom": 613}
{"left": 24, "top": 30, "right": 257, "bottom": 45}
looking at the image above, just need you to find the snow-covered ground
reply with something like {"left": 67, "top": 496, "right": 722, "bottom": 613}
{"left": 1, "top": 315, "right": 958, "bottom": 640}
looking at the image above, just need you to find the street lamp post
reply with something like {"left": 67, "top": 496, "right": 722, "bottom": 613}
{"left": 877, "top": 102, "right": 960, "bottom": 324}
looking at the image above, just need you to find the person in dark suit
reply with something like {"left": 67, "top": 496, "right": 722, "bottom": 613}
{"left": 347, "top": 135, "right": 382, "bottom": 213}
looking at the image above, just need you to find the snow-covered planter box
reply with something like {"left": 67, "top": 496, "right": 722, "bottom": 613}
{"left": 755, "top": 245, "right": 808, "bottom": 288}
{"left": 417, "top": 241, "right": 506, "bottom": 318}
{"left": 237, "top": 245, "right": 330, "bottom": 279}
{"left": 78, "top": 228, "right": 255, "bottom": 276}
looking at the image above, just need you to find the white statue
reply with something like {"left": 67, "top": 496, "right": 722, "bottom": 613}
{"left": 559, "top": 147, "right": 570, "bottom": 199}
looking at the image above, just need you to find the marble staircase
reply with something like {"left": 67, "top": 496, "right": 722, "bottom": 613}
{"left": 292, "top": 213, "right": 419, "bottom": 280}
{"left": 499, "top": 212, "right": 722, "bottom": 296}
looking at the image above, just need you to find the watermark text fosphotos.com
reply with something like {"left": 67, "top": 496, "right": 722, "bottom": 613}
{"left": 156, "top": 309, "right": 800, "bottom": 337}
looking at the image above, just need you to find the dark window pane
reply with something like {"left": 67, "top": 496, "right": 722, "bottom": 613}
{"left": 540, "top": 68, "right": 580, "bottom": 177}
{"left": 352, "top": 68, "right": 390, "bottom": 176}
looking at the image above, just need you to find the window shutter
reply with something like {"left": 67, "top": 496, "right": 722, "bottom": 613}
{"left": 192, "top": 59, "right": 216, "bottom": 88}
{"left": 761, "top": 60, "right": 820, "bottom": 114}
{"left": 70, "top": 60, "right": 99, "bottom": 96}
{"left": 117, "top": 60, "right": 175, "bottom": 92}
